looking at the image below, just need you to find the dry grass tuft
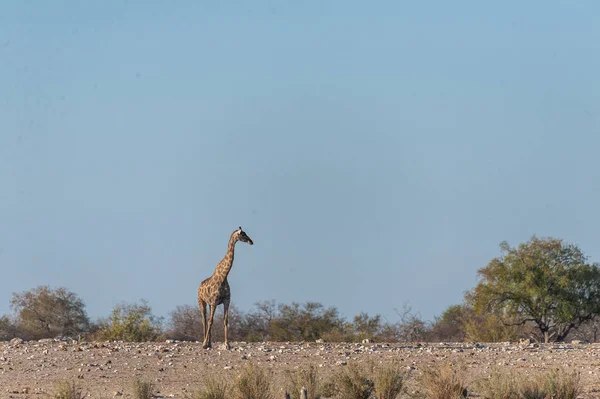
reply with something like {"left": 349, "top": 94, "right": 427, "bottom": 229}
{"left": 329, "top": 362, "right": 374, "bottom": 399}
{"left": 373, "top": 361, "right": 408, "bottom": 399}
{"left": 418, "top": 363, "right": 469, "bottom": 399}
{"left": 543, "top": 368, "right": 581, "bottom": 399}
{"left": 132, "top": 379, "right": 155, "bottom": 399}
{"left": 186, "top": 373, "right": 230, "bottom": 399}
{"left": 233, "top": 363, "right": 274, "bottom": 399}
{"left": 285, "top": 364, "right": 322, "bottom": 399}
{"left": 53, "top": 380, "right": 85, "bottom": 399}
{"left": 477, "top": 366, "right": 581, "bottom": 399}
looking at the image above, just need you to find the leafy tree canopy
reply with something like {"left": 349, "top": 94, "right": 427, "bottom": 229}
{"left": 470, "top": 236, "right": 600, "bottom": 343}
{"left": 10, "top": 285, "right": 89, "bottom": 340}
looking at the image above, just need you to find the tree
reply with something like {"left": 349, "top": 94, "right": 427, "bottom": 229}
{"left": 167, "top": 304, "right": 203, "bottom": 341}
{"left": 270, "top": 302, "right": 345, "bottom": 341}
{"left": 0, "top": 315, "right": 18, "bottom": 341}
{"left": 10, "top": 286, "right": 89, "bottom": 340}
{"left": 238, "top": 300, "right": 277, "bottom": 342}
{"left": 394, "top": 303, "right": 429, "bottom": 342}
{"left": 95, "top": 300, "right": 163, "bottom": 342}
{"left": 428, "top": 305, "right": 468, "bottom": 342}
{"left": 470, "top": 236, "right": 600, "bottom": 343}
{"left": 167, "top": 303, "right": 243, "bottom": 342}
{"left": 352, "top": 312, "right": 383, "bottom": 341}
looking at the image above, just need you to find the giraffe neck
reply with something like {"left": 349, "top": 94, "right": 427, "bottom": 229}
{"left": 212, "top": 233, "right": 237, "bottom": 283}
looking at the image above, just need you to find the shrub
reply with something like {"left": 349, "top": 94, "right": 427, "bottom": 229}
{"left": 95, "top": 300, "right": 163, "bottom": 342}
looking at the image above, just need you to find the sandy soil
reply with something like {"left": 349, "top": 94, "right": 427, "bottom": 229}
{"left": 1, "top": 339, "right": 600, "bottom": 398}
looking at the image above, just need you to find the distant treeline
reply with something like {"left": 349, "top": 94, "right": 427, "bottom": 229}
{"left": 2, "top": 236, "right": 600, "bottom": 343}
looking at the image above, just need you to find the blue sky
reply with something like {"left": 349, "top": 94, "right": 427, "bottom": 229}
{"left": 1, "top": 1, "right": 599, "bottom": 325}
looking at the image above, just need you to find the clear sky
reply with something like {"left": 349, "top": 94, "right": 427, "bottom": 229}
{"left": 1, "top": 1, "right": 599, "bottom": 325}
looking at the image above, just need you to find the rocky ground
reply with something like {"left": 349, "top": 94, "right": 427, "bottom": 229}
{"left": 1, "top": 338, "right": 600, "bottom": 398}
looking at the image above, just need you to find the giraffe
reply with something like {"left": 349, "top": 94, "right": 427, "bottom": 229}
{"left": 197, "top": 226, "right": 253, "bottom": 349}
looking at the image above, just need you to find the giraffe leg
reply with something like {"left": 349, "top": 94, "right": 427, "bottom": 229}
{"left": 199, "top": 300, "right": 207, "bottom": 345}
{"left": 203, "top": 304, "right": 216, "bottom": 349}
{"left": 223, "top": 301, "right": 231, "bottom": 350}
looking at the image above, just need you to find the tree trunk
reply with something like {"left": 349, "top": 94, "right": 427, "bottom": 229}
{"left": 544, "top": 330, "right": 549, "bottom": 344}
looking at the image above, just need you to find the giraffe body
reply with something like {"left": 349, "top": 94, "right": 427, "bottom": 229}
{"left": 197, "top": 226, "right": 253, "bottom": 349}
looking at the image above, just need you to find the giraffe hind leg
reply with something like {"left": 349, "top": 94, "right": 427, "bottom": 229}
{"left": 223, "top": 301, "right": 231, "bottom": 350}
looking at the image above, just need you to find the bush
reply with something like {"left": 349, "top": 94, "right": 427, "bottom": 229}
{"left": 168, "top": 303, "right": 243, "bottom": 342}
{"left": 95, "top": 300, "right": 163, "bottom": 342}
{"left": 168, "top": 304, "right": 203, "bottom": 341}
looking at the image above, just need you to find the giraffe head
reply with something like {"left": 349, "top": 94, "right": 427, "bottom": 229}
{"left": 235, "top": 226, "right": 254, "bottom": 245}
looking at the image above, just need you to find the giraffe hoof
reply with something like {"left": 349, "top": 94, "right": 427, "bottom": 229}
{"left": 202, "top": 343, "right": 211, "bottom": 349}
{"left": 224, "top": 343, "right": 231, "bottom": 350}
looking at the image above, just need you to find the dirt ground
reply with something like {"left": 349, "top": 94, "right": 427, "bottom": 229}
{"left": 1, "top": 339, "right": 600, "bottom": 398}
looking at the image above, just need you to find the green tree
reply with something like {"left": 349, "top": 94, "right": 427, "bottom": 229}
{"left": 429, "top": 305, "right": 468, "bottom": 342}
{"left": 352, "top": 312, "right": 382, "bottom": 341}
{"left": 470, "top": 236, "right": 600, "bottom": 343}
{"left": 270, "top": 302, "right": 344, "bottom": 341}
{"left": 238, "top": 300, "right": 278, "bottom": 342}
{"left": 96, "top": 300, "right": 163, "bottom": 342}
{"left": 10, "top": 286, "right": 89, "bottom": 339}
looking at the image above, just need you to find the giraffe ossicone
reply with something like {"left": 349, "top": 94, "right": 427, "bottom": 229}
{"left": 197, "top": 226, "right": 254, "bottom": 349}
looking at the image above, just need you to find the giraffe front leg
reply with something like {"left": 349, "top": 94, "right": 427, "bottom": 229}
{"left": 223, "top": 301, "right": 231, "bottom": 350}
{"left": 203, "top": 304, "right": 216, "bottom": 349}
{"left": 199, "top": 300, "right": 207, "bottom": 346}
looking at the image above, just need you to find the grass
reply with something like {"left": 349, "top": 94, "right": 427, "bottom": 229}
{"left": 233, "top": 363, "right": 274, "bottom": 399}
{"left": 329, "top": 362, "right": 375, "bottom": 399}
{"left": 132, "top": 378, "right": 155, "bottom": 399}
{"left": 373, "top": 361, "right": 408, "bottom": 399}
{"left": 186, "top": 373, "right": 230, "bottom": 399}
{"left": 53, "top": 380, "right": 85, "bottom": 399}
{"left": 418, "top": 363, "right": 469, "bottom": 399}
{"left": 476, "top": 367, "right": 581, "bottom": 399}
{"left": 285, "top": 364, "right": 322, "bottom": 399}
{"left": 544, "top": 367, "right": 581, "bottom": 399}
